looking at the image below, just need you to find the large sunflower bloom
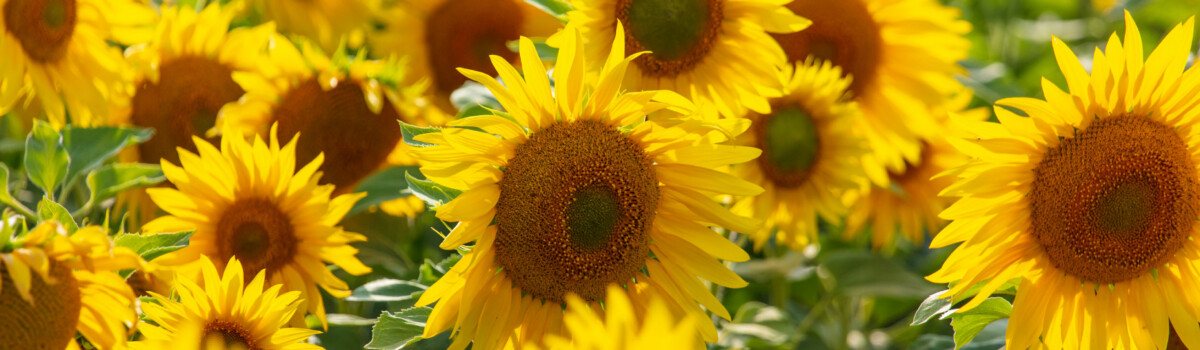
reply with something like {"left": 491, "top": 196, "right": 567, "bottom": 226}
{"left": 0, "top": 0, "right": 154, "bottom": 128}
{"left": 131, "top": 256, "right": 321, "bottom": 350}
{"left": 841, "top": 89, "right": 987, "bottom": 252}
{"left": 218, "top": 36, "right": 427, "bottom": 199}
{"left": 731, "top": 60, "right": 868, "bottom": 251}
{"left": 1, "top": 221, "right": 142, "bottom": 350}
{"left": 412, "top": 25, "right": 761, "bottom": 349}
{"left": 141, "top": 126, "right": 371, "bottom": 328}
{"left": 540, "top": 284, "right": 700, "bottom": 349}
{"left": 367, "top": 0, "right": 560, "bottom": 114}
{"left": 553, "top": 0, "right": 810, "bottom": 119}
{"left": 113, "top": 2, "right": 276, "bottom": 227}
{"left": 929, "top": 14, "right": 1200, "bottom": 349}
{"left": 773, "top": 0, "right": 970, "bottom": 174}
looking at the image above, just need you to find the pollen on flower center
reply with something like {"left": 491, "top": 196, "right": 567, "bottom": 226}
{"left": 3, "top": 0, "right": 76, "bottom": 63}
{"left": 215, "top": 198, "right": 297, "bottom": 276}
{"left": 615, "top": 0, "right": 723, "bottom": 77}
{"left": 755, "top": 105, "right": 821, "bottom": 188}
{"left": 132, "top": 56, "right": 244, "bottom": 165}
{"left": 204, "top": 319, "right": 259, "bottom": 350}
{"left": 0, "top": 261, "right": 82, "bottom": 349}
{"left": 772, "top": 0, "right": 881, "bottom": 96}
{"left": 494, "top": 120, "right": 659, "bottom": 303}
{"left": 1029, "top": 115, "right": 1199, "bottom": 284}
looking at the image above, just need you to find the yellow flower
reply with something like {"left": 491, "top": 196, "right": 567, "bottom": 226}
{"left": 131, "top": 256, "right": 322, "bottom": 350}
{"left": 112, "top": 2, "right": 276, "bottom": 227}
{"left": 773, "top": 0, "right": 970, "bottom": 175}
{"left": 1, "top": 221, "right": 142, "bottom": 350}
{"left": 253, "top": 0, "right": 376, "bottom": 53}
{"left": 218, "top": 36, "right": 427, "bottom": 202}
{"left": 0, "top": 0, "right": 154, "bottom": 128}
{"left": 367, "top": 0, "right": 561, "bottom": 114}
{"left": 411, "top": 25, "right": 761, "bottom": 349}
{"left": 731, "top": 60, "right": 868, "bottom": 251}
{"left": 929, "top": 14, "right": 1200, "bottom": 349}
{"left": 841, "top": 89, "right": 987, "bottom": 252}
{"left": 553, "top": 0, "right": 810, "bottom": 119}
{"left": 142, "top": 126, "right": 371, "bottom": 328}
{"left": 540, "top": 284, "right": 700, "bottom": 349}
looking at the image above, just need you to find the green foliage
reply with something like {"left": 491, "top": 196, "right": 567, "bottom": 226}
{"left": 822, "top": 250, "right": 941, "bottom": 299}
{"left": 348, "top": 279, "right": 426, "bottom": 302}
{"left": 349, "top": 165, "right": 421, "bottom": 216}
{"left": 24, "top": 121, "right": 69, "bottom": 196}
{"left": 404, "top": 171, "right": 461, "bottom": 207}
{"left": 366, "top": 307, "right": 436, "bottom": 350}
{"left": 60, "top": 126, "right": 153, "bottom": 190}
{"left": 37, "top": 199, "right": 76, "bottom": 233}
{"left": 950, "top": 298, "right": 1012, "bottom": 349}
{"left": 114, "top": 231, "right": 193, "bottom": 262}
{"left": 398, "top": 121, "right": 439, "bottom": 148}
{"left": 85, "top": 164, "right": 165, "bottom": 208}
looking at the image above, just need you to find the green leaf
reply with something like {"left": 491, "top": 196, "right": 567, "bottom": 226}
{"left": 0, "top": 164, "right": 18, "bottom": 208}
{"left": 455, "top": 105, "right": 492, "bottom": 119}
{"left": 912, "top": 290, "right": 953, "bottom": 325}
{"left": 37, "top": 199, "right": 76, "bottom": 233}
{"left": 405, "top": 171, "right": 461, "bottom": 207}
{"left": 327, "top": 313, "right": 377, "bottom": 327}
{"left": 60, "top": 126, "right": 153, "bottom": 188}
{"left": 449, "top": 82, "right": 502, "bottom": 112}
{"left": 949, "top": 277, "right": 1022, "bottom": 304}
{"left": 399, "top": 121, "right": 440, "bottom": 148}
{"left": 366, "top": 307, "right": 433, "bottom": 350}
{"left": 522, "top": 0, "right": 572, "bottom": 21}
{"left": 821, "top": 250, "right": 941, "bottom": 299}
{"left": 419, "top": 254, "right": 461, "bottom": 286}
{"left": 722, "top": 302, "right": 794, "bottom": 347}
{"left": 24, "top": 121, "right": 69, "bottom": 195}
{"left": 348, "top": 279, "right": 426, "bottom": 302}
{"left": 349, "top": 166, "right": 420, "bottom": 216}
{"left": 951, "top": 298, "right": 1012, "bottom": 350}
{"left": 85, "top": 163, "right": 165, "bottom": 207}
{"left": 114, "top": 231, "right": 193, "bottom": 262}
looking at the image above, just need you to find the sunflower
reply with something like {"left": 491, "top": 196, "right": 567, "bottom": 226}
{"left": 929, "top": 15, "right": 1200, "bottom": 349}
{"left": 1, "top": 220, "right": 142, "bottom": 350}
{"left": 118, "top": 1, "right": 274, "bottom": 166}
{"left": 112, "top": 2, "right": 276, "bottom": 227}
{"left": 552, "top": 0, "right": 810, "bottom": 119}
{"left": 539, "top": 284, "right": 700, "bottom": 349}
{"left": 728, "top": 60, "right": 867, "bottom": 252}
{"left": 132, "top": 256, "right": 322, "bottom": 350}
{"left": 253, "top": 0, "right": 376, "bottom": 52}
{"left": 841, "top": 90, "right": 986, "bottom": 252}
{"left": 411, "top": 24, "right": 760, "bottom": 349}
{"left": 141, "top": 126, "right": 372, "bottom": 328}
{"left": 772, "top": 0, "right": 970, "bottom": 174}
{"left": 367, "top": 0, "right": 560, "bottom": 113}
{"left": 218, "top": 36, "right": 427, "bottom": 201}
{"left": 0, "top": 0, "right": 154, "bottom": 128}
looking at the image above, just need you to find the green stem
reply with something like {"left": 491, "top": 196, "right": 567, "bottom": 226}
{"left": 3, "top": 200, "right": 36, "bottom": 220}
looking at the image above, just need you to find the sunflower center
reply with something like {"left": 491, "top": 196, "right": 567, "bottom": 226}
{"left": 215, "top": 198, "right": 297, "bottom": 276}
{"left": 132, "top": 56, "right": 243, "bottom": 165}
{"left": 274, "top": 78, "right": 405, "bottom": 192}
{"left": 1029, "top": 115, "right": 1199, "bottom": 284}
{"left": 0, "top": 261, "right": 82, "bottom": 349}
{"left": 204, "top": 319, "right": 259, "bottom": 350}
{"left": 3, "top": 0, "right": 76, "bottom": 63}
{"left": 772, "top": 0, "right": 881, "bottom": 96}
{"left": 425, "top": 0, "right": 524, "bottom": 97}
{"left": 494, "top": 120, "right": 658, "bottom": 303}
{"left": 755, "top": 105, "right": 821, "bottom": 188}
{"left": 616, "top": 0, "right": 722, "bottom": 77}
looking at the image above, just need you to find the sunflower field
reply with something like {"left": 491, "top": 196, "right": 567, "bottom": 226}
{"left": 3, "top": 0, "right": 1200, "bottom": 349}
